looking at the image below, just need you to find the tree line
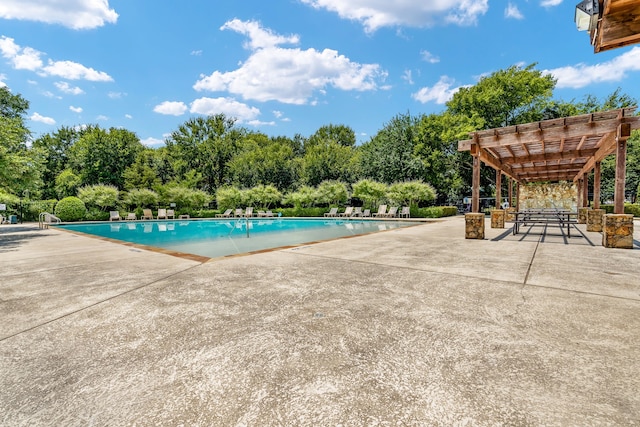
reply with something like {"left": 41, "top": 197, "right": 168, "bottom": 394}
{"left": 1, "top": 63, "right": 639, "bottom": 217}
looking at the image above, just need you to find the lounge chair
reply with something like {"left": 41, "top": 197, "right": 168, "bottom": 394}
{"left": 362, "top": 209, "right": 371, "bottom": 217}
{"left": 243, "top": 207, "right": 254, "bottom": 217}
{"left": 234, "top": 208, "right": 243, "bottom": 217}
{"left": 141, "top": 209, "right": 154, "bottom": 220}
{"left": 257, "top": 210, "right": 267, "bottom": 217}
{"left": 157, "top": 208, "right": 167, "bottom": 219}
{"left": 324, "top": 207, "right": 338, "bottom": 217}
{"left": 399, "top": 206, "right": 410, "bottom": 218}
{"left": 109, "top": 211, "right": 121, "bottom": 221}
{"left": 339, "top": 206, "right": 353, "bottom": 217}
{"left": 352, "top": 207, "right": 362, "bottom": 217}
{"left": 373, "top": 205, "right": 387, "bottom": 217}
{"left": 167, "top": 209, "right": 175, "bottom": 219}
{"left": 265, "top": 210, "right": 274, "bottom": 217}
{"left": 385, "top": 206, "right": 398, "bottom": 218}
{"left": 126, "top": 212, "right": 137, "bottom": 221}
{"left": 216, "top": 209, "right": 233, "bottom": 218}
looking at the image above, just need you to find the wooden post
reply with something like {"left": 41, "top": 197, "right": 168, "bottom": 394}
{"left": 508, "top": 178, "right": 513, "bottom": 208}
{"left": 594, "top": 161, "right": 601, "bottom": 210}
{"left": 577, "top": 178, "right": 583, "bottom": 209}
{"left": 614, "top": 133, "right": 629, "bottom": 214}
{"left": 495, "top": 170, "right": 502, "bottom": 209}
{"left": 516, "top": 182, "right": 520, "bottom": 210}
{"left": 471, "top": 144, "right": 480, "bottom": 213}
{"left": 583, "top": 172, "right": 589, "bottom": 207}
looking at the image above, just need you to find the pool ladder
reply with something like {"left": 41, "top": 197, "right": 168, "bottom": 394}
{"left": 228, "top": 216, "right": 250, "bottom": 238}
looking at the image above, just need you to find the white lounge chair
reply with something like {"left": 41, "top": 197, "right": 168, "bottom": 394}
{"left": 384, "top": 206, "right": 398, "bottom": 218}
{"left": 324, "top": 207, "right": 338, "bottom": 217}
{"left": 109, "top": 211, "right": 121, "bottom": 221}
{"left": 399, "top": 206, "right": 410, "bottom": 218}
{"left": 157, "top": 208, "right": 167, "bottom": 219}
{"left": 339, "top": 206, "right": 353, "bottom": 217}
{"left": 141, "top": 209, "right": 154, "bottom": 220}
{"left": 373, "top": 205, "right": 387, "bottom": 217}
{"left": 216, "top": 209, "right": 233, "bottom": 218}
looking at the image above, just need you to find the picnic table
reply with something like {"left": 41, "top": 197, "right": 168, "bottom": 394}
{"left": 512, "top": 209, "right": 578, "bottom": 237}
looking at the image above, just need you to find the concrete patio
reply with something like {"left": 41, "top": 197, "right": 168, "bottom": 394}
{"left": 1, "top": 216, "right": 639, "bottom": 426}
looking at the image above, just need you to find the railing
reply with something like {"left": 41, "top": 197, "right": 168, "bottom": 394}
{"left": 39, "top": 212, "right": 61, "bottom": 229}
{"left": 228, "top": 216, "right": 250, "bottom": 238}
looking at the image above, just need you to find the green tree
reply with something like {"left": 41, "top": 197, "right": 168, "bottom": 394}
{"left": 248, "top": 184, "right": 282, "bottom": 209}
{"left": 165, "top": 114, "right": 244, "bottom": 192}
{"left": 69, "top": 126, "right": 144, "bottom": 189}
{"left": 359, "top": 113, "right": 425, "bottom": 184}
{"left": 447, "top": 64, "right": 556, "bottom": 129}
{"left": 352, "top": 179, "right": 388, "bottom": 209}
{"left": 283, "top": 186, "right": 317, "bottom": 208}
{"left": 316, "top": 180, "right": 348, "bottom": 206}
{"left": 306, "top": 124, "right": 356, "bottom": 148}
{"left": 300, "top": 140, "right": 357, "bottom": 186}
{"left": 54, "top": 168, "right": 82, "bottom": 199}
{"left": 387, "top": 181, "right": 436, "bottom": 207}
{"left": 77, "top": 184, "right": 120, "bottom": 211}
{"left": 122, "top": 188, "right": 159, "bottom": 209}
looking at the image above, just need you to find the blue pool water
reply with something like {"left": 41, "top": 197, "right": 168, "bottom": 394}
{"left": 57, "top": 218, "right": 417, "bottom": 258}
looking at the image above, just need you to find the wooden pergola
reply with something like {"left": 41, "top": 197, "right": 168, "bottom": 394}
{"left": 588, "top": 0, "right": 640, "bottom": 53}
{"left": 457, "top": 107, "right": 640, "bottom": 214}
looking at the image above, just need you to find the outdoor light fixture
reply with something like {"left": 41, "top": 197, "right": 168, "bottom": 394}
{"left": 575, "top": 0, "right": 600, "bottom": 32}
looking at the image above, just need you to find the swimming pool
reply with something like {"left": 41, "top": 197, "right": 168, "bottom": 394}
{"left": 57, "top": 218, "right": 418, "bottom": 258}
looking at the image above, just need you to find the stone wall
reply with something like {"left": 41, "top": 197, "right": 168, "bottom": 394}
{"left": 519, "top": 182, "right": 577, "bottom": 211}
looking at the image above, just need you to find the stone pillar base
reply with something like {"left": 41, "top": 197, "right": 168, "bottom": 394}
{"left": 505, "top": 207, "right": 516, "bottom": 222}
{"left": 602, "top": 214, "right": 634, "bottom": 249}
{"left": 465, "top": 213, "right": 485, "bottom": 239}
{"left": 491, "top": 209, "right": 505, "bottom": 228}
{"left": 586, "top": 209, "right": 605, "bottom": 232}
{"left": 578, "top": 207, "right": 589, "bottom": 224}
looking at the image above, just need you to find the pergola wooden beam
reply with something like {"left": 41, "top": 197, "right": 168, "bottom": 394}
{"left": 590, "top": 0, "right": 640, "bottom": 53}
{"left": 457, "top": 107, "right": 640, "bottom": 213}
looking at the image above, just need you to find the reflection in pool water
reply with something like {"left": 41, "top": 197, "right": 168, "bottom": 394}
{"left": 58, "top": 218, "right": 417, "bottom": 258}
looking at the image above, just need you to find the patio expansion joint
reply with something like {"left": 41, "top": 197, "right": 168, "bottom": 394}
{"left": 0, "top": 262, "right": 204, "bottom": 343}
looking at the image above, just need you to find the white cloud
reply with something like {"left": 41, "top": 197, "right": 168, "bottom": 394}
{"left": 125, "top": 114, "right": 132, "bottom": 119}
{"left": 412, "top": 75, "right": 466, "bottom": 104}
{"left": 96, "top": 115, "right": 108, "bottom": 121}
{"left": 190, "top": 97, "right": 261, "bottom": 122}
{"left": 540, "top": 0, "right": 563, "bottom": 6}
{"left": 546, "top": 46, "right": 640, "bottom": 89}
{"left": 300, "top": 0, "right": 488, "bottom": 32}
{"left": 402, "top": 69, "right": 414, "bottom": 84}
{"left": 42, "top": 60, "right": 113, "bottom": 81}
{"left": 0, "top": 36, "right": 43, "bottom": 70}
{"left": 153, "top": 101, "right": 188, "bottom": 116}
{"left": 30, "top": 112, "right": 56, "bottom": 125}
{"left": 55, "top": 81, "right": 84, "bottom": 95}
{"left": 194, "top": 20, "right": 386, "bottom": 105}
{"left": 0, "top": 73, "right": 6, "bottom": 87}
{"left": 247, "top": 120, "right": 276, "bottom": 127}
{"left": 191, "top": 50, "right": 202, "bottom": 56}
{"left": 69, "top": 105, "right": 83, "bottom": 113}
{"left": 505, "top": 3, "right": 524, "bottom": 19}
{"left": 108, "top": 91, "right": 124, "bottom": 99}
{"left": 0, "top": 0, "right": 118, "bottom": 29}
{"left": 0, "top": 36, "right": 113, "bottom": 83}
{"left": 141, "top": 137, "right": 164, "bottom": 147}
{"left": 421, "top": 50, "right": 440, "bottom": 64}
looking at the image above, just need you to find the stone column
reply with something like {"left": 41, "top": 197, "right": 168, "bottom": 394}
{"left": 578, "top": 207, "right": 589, "bottom": 224}
{"left": 465, "top": 213, "right": 485, "bottom": 239}
{"left": 491, "top": 209, "right": 505, "bottom": 228}
{"left": 505, "top": 207, "right": 516, "bottom": 222}
{"left": 602, "top": 214, "right": 634, "bottom": 249}
{"left": 586, "top": 209, "right": 605, "bottom": 232}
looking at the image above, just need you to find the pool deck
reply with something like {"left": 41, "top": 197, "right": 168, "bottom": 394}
{"left": 1, "top": 216, "right": 639, "bottom": 426}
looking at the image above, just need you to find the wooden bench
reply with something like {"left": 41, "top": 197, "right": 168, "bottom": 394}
{"left": 512, "top": 209, "right": 578, "bottom": 237}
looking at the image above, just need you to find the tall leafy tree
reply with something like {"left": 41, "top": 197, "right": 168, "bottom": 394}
{"left": 447, "top": 64, "right": 556, "bottom": 129}
{"left": 69, "top": 126, "right": 144, "bottom": 189}
{"left": 359, "top": 112, "right": 425, "bottom": 184}
{"left": 165, "top": 114, "right": 244, "bottom": 191}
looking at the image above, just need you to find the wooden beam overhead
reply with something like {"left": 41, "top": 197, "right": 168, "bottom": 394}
{"left": 591, "top": 0, "right": 640, "bottom": 53}
{"left": 457, "top": 107, "right": 640, "bottom": 186}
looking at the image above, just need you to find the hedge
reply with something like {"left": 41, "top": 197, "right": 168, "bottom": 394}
{"left": 600, "top": 204, "right": 640, "bottom": 217}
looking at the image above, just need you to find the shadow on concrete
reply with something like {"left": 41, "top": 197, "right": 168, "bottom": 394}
{"left": 0, "top": 226, "right": 48, "bottom": 253}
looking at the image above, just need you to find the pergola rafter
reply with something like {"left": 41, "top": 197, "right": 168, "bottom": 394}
{"left": 458, "top": 107, "right": 640, "bottom": 214}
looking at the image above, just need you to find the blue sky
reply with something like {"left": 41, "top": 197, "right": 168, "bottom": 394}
{"left": 1, "top": 0, "right": 639, "bottom": 146}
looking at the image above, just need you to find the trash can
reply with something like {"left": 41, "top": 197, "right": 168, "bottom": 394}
{"left": 9, "top": 215, "right": 17, "bottom": 224}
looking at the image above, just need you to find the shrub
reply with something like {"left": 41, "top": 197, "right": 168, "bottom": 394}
{"left": 85, "top": 208, "right": 110, "bottom": 221}
{"left": 249, "top": 184, "right": 283, "bottom": 209}
{"left": 316, "top": 180, "right": 348, "bottom": 206}
{"left": 78, "top": 184, "right": 119, "bottom": 211}
{"left": 54, "top": 196, "right": 86, "bottom": 221}
{"left": 352, "top": 179, "right": 387, "bottom": 208}
{"left": 216, "top": 186, "right": 244, "bottom": 210}
{"left": 26, "top": 199, "right": 58, "bottom": 221}
{"left": 415, "top": 206, "right": 458, "bottom": 218}
{"left": 387, "top": 181, "right": 436, "bottom": 207}
{"left": 123, "top": 188, "right": 159, "bottom": 208}
{"left": 278, "top": 207, "right": 325, "bottom": 217}
{"left": 164, "top": 186, "right": 212, "bottom": 209}
{"left": 283, "top": 186, "right": 317, "bottom": 208}
{"left": 601, "top": 204, "right": 640, "bottom": 216}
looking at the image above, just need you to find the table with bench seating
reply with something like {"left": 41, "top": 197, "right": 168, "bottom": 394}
{"left": 512, "top": 208, "right": 579, "bottom": 237}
